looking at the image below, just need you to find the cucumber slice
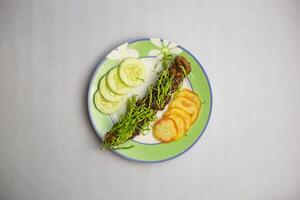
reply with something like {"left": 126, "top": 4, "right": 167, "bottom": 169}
{"left": 107, "top": 67, "right": 131, "bottom": 95}
{"left": 99, "top": 76, "right": 123, "bottom": 102}
{"left": 94, "top": 90, "right": 122, "bottom": 114}
{"left": 119, "top": 58, "right": 146, "bottom": 87}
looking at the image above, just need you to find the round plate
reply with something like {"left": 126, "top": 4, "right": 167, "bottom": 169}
{"left": 87, "top": 38, "right": 212, "bottom": 162}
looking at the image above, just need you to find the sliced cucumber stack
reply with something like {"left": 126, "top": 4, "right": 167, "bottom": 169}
{"left": 107, "top": 67, "right": 131, "bottom": 95}
{"left": 94, "top": 58, "right": 146, "bottom": 115}
{"left": 94, "top": 90, "right": 122, "bottom": 114}
{"left": 119, "top": 58, "right": 145, "bottom": 87}
{"left": 99, "top": 77, "right": 123, "bottom": 102}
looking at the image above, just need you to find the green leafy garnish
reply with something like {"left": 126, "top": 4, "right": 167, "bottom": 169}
{"left": 103, "top": 53, "right": 175, "bottom": 150}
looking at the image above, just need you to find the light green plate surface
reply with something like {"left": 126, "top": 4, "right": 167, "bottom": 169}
{"left": 87, "top": 38, "right": 212, "bottom": 162}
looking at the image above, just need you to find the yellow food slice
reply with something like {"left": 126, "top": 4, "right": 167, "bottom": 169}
{"left": 153, "top": 117, "right": 178, "bottom": 143}
{"left": 166, "top": 114, "right": 186, "bottom": 140}
{"left": 175, "top": 89, "right": 201, "bottom": 108}
{"left": 169, "top": 96, "right": 199, "bottom": 124}
{"left": 191, "top": 109, "right": 199, "bottom": 124}
{"left": 164, "top": 108, "right": 192, "bottom": 131}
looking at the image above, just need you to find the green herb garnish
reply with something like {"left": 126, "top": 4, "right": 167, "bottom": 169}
{"left": 103, "top": 53, "right": 175, "bottom": 150}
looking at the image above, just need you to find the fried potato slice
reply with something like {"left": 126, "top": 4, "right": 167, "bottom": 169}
{"left": 164, "top": 108, "right": 192, "bottom": 131}
{"left": 165, "top": 113, "right": 186, "bottom": 140}
{"left": 175, "top": 89, "right": 201, "bottom": 109}
{"left": 169, "top": 96, "right": 199, "bottom": 123}
{"left": 153, "top": 117, "right": 178, "bottom": 143}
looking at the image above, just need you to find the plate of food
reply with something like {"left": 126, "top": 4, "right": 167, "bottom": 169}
{"left": 87, "top": 38, "right": 212, "bottom": 162}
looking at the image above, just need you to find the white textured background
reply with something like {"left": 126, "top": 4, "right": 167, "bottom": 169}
{"left": 0, "top": 0, "right": 299, "bottom": 199}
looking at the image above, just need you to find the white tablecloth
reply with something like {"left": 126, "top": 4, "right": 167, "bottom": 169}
{"left": 0, "top": 0, "right": 299, "bottom": 199}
